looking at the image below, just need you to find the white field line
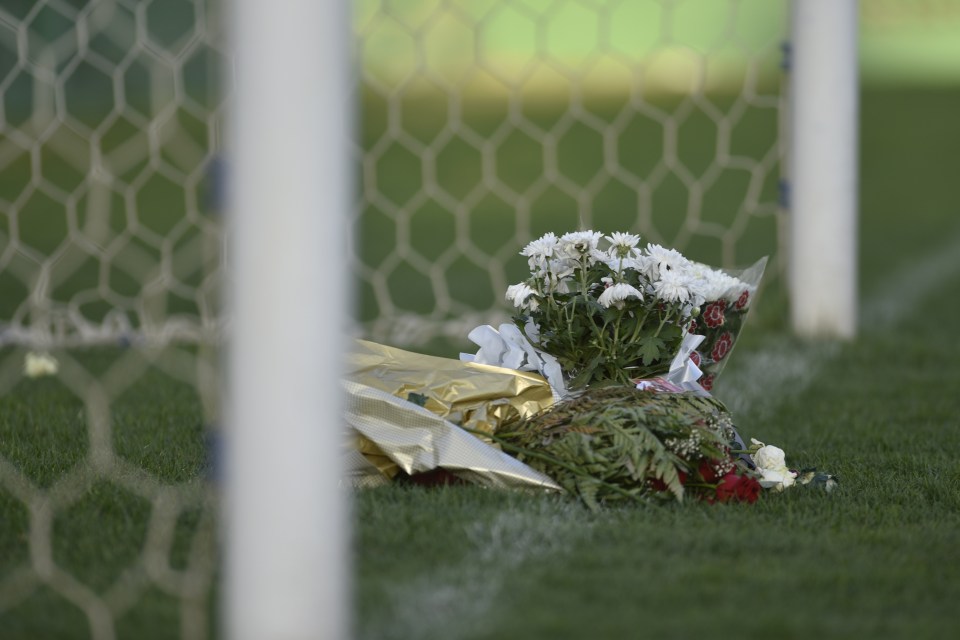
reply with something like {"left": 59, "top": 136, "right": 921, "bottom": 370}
{"left": 366, "top": 231, "right": 960, "bottom": 640}
{"left": 716, "top": 230, "right": 960, "bottom": 419}
{"left": 362, "top": 500, "right": 590, "bottom": 640}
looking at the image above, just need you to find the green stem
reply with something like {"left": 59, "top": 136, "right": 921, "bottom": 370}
{"left": 629, "top": 308, "right": 651, "bottom": 343}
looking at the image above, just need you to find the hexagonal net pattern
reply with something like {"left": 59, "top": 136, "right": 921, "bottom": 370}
{"left": 0, "top": 0, "right": 226, "bottom": 348}
{"left": 1, "top": 1, "right": 222, "bottom": 637}
{"left": 354, "top": 0, "right": 786, "bottom": 351}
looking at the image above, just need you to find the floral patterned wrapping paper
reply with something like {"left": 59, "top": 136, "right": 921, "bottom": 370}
{"left": 686, "top": 257, "right": 767, "bottom": 392}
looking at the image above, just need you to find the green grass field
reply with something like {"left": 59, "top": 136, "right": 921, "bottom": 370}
{"left": 2, "top": 85, "right": 960, "bottom": 638}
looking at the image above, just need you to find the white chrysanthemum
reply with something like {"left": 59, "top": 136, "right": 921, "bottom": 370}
{"left": 682, "top": 264, "right": 713, "bottom": 307}
{"left": 521, "top": 232, "right": 558, "bottom": 271}
{"left": 653, "top": 269, "right": 691, "bottom": 304}
{"left": 548, "top": 257, "right": 576, "bottom": 280}
{"left": 686, "top": 263, "right": 739, "bottom": 302}
{"left": 539, "top": 258, "right": 575, "bottom": 293}
{"left": 598, "top": 282, "right": 644, "bottom": 309}
{"left": 558, "top": 230, "right": 604, "bottom": 264}
{"left": 606, "top": 231, "right": 641, "bottom": 255}
{"left": 629, "top": 254, "right": 655, "bottom": 278}
{"left": 645, "top": 243, "right": 690, "bottom": 279}
{"left": 506, "top": 283, "right": 538, "bottom": 310}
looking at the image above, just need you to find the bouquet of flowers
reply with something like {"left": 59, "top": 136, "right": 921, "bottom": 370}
{"left": 454, "top": 230, "right": 838, "bottom": 509}
{"left": 484, "top": 230, "right": 763, "bottom": 393}
{"left": 344, "top": 229, "right": 837, "bottom": 508}
{"left": 489, "top": 386, "right": 762, "bottom": 509}
{"left": 474, "top": 386, "right": 837, "bottom": 509}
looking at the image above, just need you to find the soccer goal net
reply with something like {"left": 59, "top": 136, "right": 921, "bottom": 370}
{"left": 0, "top": 1, "right": 789, "bottom": 638}
{"left": 354, "top": 0, "right": 786, "bottom": 352}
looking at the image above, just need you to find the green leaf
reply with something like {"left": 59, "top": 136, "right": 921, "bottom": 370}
{"left": 568, "top": 353, "right": 606, "bottom": 389}
{"left": 636, "top": 336, "right": 665, "bottom": 366}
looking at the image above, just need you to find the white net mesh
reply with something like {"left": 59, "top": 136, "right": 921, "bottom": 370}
{"left": 353, "top": 0, "right": 786, "bottom": 351}
{"left": 1, "top": 0, "right": 223, "bottom": 637}
{"left": 0, "top": 0, "right": 226, "bottom": 348}
{"left": 0, "top": 0, "right": 785, "bottom": 636}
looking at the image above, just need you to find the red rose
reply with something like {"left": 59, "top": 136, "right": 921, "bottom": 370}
{"left": 699, "top": 374, "right": 714, "bottom": 391}
{"left": 698, "top": 460, "right": 718, "bottom": 483}
{"left": 689, "top": 351, "right": 701, "bottom": 367}
{"left": 650, "top": 469, "right": 687, "bottom": 493}
{"left": 714, "top": 472, "right": 761, "bottom": 503}
{"left": 710, "top": 332, "right": 734, "bottom": 362}
{"left": 736, "top": 477, "right": 762, "bottom": 502}
{"left": 734, "top": 289, "right": 750, "bottom": 310}
{"left": 702, "top": 301, "right": 726, "bottom": 328}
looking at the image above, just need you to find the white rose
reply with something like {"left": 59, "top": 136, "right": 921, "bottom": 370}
{"left": 757, "top": 467, "right": 797, "bottom": 492}
{"left": 753, "top": 444, "right": 787, "bottom": 471}
{"left": 752, "top": 443, "right": 796, "bottom": 492}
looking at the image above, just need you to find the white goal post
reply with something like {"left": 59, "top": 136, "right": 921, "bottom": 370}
{"left": 788, "top": 0, "right": 859, "bottom": 338}
{"left": 226, "top": 1, "right": 350, "bottom": 639}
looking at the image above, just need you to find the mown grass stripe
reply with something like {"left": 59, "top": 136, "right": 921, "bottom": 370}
{"left": 358, "top": 496, "right": 591, "bottom": 640}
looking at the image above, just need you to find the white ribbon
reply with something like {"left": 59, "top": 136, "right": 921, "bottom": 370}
{"left": 662, "top": 331, "right": 709, "bottom": 396}
{"left": 462, "top": 325, "right": 707, "bottom": 399}
{"left": 461, "top": 323, "right": 567, "bottom": 400}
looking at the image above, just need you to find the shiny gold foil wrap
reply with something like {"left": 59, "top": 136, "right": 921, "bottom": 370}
{"left": 343, "top": 340, "right": 560, "bottom": 490}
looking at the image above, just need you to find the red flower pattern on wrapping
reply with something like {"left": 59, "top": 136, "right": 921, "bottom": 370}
{"left": 699, "top": 374, "right": 714, "bottom": 391}
{"left": 689, "top": 351, "right": 701, "bottom": 367}
{"left": 734, "top": 289, "right": 750, "bottom": 310}
{"left": 702, "top": 301, "right": 726, "bottom": 328}
{"left": 711, "top": 332, "right": 734, "bottom": 362}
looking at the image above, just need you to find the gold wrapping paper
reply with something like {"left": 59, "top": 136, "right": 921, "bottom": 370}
{"left": 344, "top": 340, "right": 559, "bottom": 489}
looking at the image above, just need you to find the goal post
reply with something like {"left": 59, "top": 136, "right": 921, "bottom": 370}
{"left": 226, "top": 0, "right": 351, "bottom": 638}
{"left": 788, "top": 0, "right": 859, "bottom": 338}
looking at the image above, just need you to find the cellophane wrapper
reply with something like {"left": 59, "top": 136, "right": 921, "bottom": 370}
{"left": 689, "top": 257, "right": 767, "bottom": 392}
{"left": 343, "top": 340, "right": 559, "bottom": 490}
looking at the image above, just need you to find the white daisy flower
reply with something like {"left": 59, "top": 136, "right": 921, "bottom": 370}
{"left": 548, "top": 257, "right": 577, "bottom": 281}
{"left": 606, "top": 231, "right": 641, "bottom": 256}
{"left": 645, "top": 243, "right": 690, "bottom": 280}
{"left": 653, "top": 269, "right": 691, "bottom": 304}
{"left": 538, "top": 258, "right": 575, "bottom": 293}
{"left": 685, "top": 263, "right": 738, "bottom": 302}
{"left": 598, "top": 282, "right": 644, "bottom": 309}
{"left": 558, "top": 230, "right": 605, "bottom": 264}
{"left": 506, "top": 283, "right": 538, "bottom": 310}
{"left": 521, "top": 232, "right": 558, "bottom": 271}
